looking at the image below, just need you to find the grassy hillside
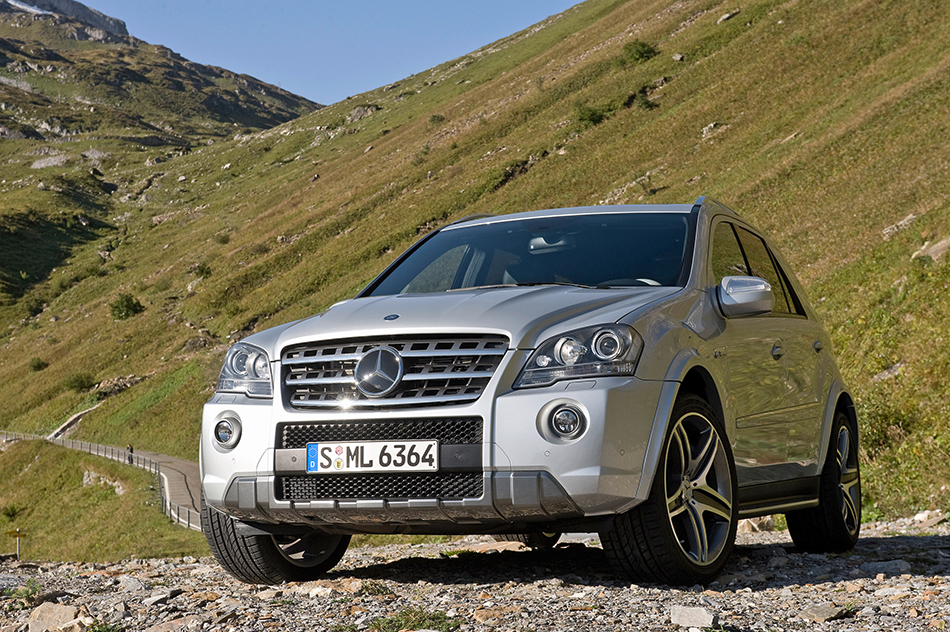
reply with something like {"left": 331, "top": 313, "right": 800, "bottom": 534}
{"left": 0, "top": 0, "right": 948, "bottom": 520}
{"left": 0, "top": 439, "right": 208, "bottom": 561}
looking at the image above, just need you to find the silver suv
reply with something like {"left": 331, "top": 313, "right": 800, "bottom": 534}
{"left": 200, "top": 197, "right": 861, "bottom": 585}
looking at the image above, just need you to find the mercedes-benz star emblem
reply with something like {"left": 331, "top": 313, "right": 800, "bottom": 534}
{"left": 354, "top": 346, "right": 404, "bottom": 398}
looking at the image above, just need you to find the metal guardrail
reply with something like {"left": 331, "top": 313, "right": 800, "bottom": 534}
{"left": 0, "top": 431, "right": 201, "bottom": 532}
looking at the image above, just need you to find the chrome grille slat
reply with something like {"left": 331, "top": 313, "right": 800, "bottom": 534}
{"left": 282, "top": 335, "right": 508, "bottom": 410}
{"left": 288, "top": 393, "right": 484, "bottom": 408}
{"left": 286, "top": 369, "right": 498, "bottom": 388}
{"left": 283, "top": 353, "right": 362, "bottom": 366}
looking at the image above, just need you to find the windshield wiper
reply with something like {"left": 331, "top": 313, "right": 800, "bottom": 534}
{"left": 512, "top": 281, "right": 595, "bottom": 289}
{"left": 448, "top": 282, "right": 598, "bottom": 292}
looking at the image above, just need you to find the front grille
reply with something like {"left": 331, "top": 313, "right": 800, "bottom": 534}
{"left": 282, "top": 334, "right": 508, "bottom": 410}
{"left": 277, "top": 472, "right": 483, "bottom": 501}
{"left": 278, "top": 417, "right": 482, "bottom": 449}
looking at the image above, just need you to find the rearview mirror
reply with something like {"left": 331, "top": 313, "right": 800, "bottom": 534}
{"left": 717, "top": 276, "right": 773, "bottom": 318}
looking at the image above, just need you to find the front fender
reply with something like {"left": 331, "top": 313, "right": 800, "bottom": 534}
{"left": 633, "top": 349, "right": 729, "bottom": 501}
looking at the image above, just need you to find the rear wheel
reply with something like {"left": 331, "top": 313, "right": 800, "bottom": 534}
{"left": 601, "top": 394, "right": 737, "bottom": 584}
{"left": 201, "top": 495, "right": 350, "bottom": 584}
{"left": 492, "top": 532, "right": 561, "bottom": 549}
{"left": 785, "top": 411, "right": 861, "bottom": 552}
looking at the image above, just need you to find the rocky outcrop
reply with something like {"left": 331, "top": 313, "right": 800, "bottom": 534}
{"left": 23, "top": 0, "right": 128, "bottom": 36}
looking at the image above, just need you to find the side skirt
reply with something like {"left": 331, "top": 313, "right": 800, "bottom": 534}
{"left": 737, "top": 477, "right": 820, "bottom": 518}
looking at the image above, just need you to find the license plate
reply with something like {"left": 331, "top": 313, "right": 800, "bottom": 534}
{"left": 306, "top": 440, "right": 438, "bottom": 474}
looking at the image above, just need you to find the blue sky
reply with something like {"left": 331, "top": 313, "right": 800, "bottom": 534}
{"left": 82, "top": 1, "right": 581, "bottom": 105}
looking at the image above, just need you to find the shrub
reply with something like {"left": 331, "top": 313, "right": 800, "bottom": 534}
{"left": 192, "top": 263, "right": 212, "bottom": 278}
{"left": 213, "top": 232, "right": 230, "bottom": 245}
{"left": 1, "top": 503, "right": 21, "bottom": 521}
{"left": 27, "top": 357, "right": 48, "bottom": 372}
{"left": 575, "top": 102, "right": 609, "bottom": 127}
{"left": 65, "top": 372, "right": 96, "bottom": 392}
{"left": 428, "top": 114, "right": 446, "bottom": 127}
{"left": 110, "top": 293, "right": 144, "bottom": 320}
{"left": 619, "top": 40, "right": 658, "bottom": 65}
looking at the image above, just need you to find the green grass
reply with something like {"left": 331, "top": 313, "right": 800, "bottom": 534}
{"left": 0, "top": 0, "right": 949, "bottom": 523}
{"left": 0, "top": 440, "right": 208, "bottom": 561}
{"left": 367, "top": 607, "right": 461, "bottom": 632}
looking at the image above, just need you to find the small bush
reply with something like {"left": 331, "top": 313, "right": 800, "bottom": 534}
{"left": 65, "top": 372, "right": 96, "bottom": 392}
{"left": 624, "top": 85, "right": 659, "bottom": 111}
{"left": 213, "top": 233, "right": 230, "bottom": 245}
{"left": 619, "top": 40, "right": 658, "bottom": 65}
{"left": 27, "top": 357, "right": 48, "bottom": 372}
{"left": 1, "top": 503, "right": 21, "bottom": 521}
{"left": 110, "top": 293, "right": 144, "bottom": 320}
{"left": 428, "top": 114, "right": 446, "bottom": 127}
{"left": 192, "top": 263, "right": 212, "bottom": 278}
{"left": 575, "top": 102, "right": 609, "bottom": 127}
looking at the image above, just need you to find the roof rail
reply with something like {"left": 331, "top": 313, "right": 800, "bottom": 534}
{"left": 695, "top": 196, "right": 740, "bottom": 216}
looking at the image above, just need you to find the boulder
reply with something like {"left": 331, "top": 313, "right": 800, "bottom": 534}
{"left": 28, "top": 602, "right": 78, "bottom": 632}
{"left": 347, "top": 104, "right": 380, "bottom": 123}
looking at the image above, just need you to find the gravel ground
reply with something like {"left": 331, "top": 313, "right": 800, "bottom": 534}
{"left": 2, "top": 512, "right": 949, "bottom": 632}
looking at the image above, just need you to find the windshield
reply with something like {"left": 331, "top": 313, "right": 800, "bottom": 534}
{"left": 363, "top": 212, "right": 695, "bottom": 296}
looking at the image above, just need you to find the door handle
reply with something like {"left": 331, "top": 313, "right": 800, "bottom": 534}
{"left": 771, "top": 343, "right": 785, "bottom": 360}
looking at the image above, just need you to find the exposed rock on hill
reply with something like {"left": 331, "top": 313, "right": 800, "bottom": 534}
{"left": 12, "top": 0, "right": 129, "bottom": 35}
{"left": 0, "top": 7, "right": 322, "bottom": 138}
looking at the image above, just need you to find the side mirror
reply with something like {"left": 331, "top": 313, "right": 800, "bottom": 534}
{"left": 717, "top": 276, "right": 773, "bottom": 318}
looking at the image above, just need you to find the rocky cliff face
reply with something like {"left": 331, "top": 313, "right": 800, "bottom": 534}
{"left": 7, "top": 0, "right": 128, "bottom": 35}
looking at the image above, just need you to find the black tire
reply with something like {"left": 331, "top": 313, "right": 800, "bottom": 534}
{"left": 785, "top": 411, "right": 861, "bottom": 553}
{"left": 601, "top": 393, "right": 738, "bottom": 585}
{"left": 492, "top": 532, "right": 561, "bottom": 549}
{"left": 201, "top": 495, "right": 350, "bottom": 584}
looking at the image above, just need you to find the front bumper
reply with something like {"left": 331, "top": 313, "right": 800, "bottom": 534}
{"left": 201, "top": 371, "right": 665, "bottom": 532}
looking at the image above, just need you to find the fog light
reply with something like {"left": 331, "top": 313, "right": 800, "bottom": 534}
{"left": 551, "top": 406, "right": 582, "bottom": 439}
{"left": 214, "top": 417, "right": 241, "bottom": 448}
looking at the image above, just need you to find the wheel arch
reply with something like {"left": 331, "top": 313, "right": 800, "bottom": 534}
{"left": 816, "top": 383, "right": 858, "bottom": 472}
{"left": 679, "top": 365, "right": 725, "bottom": 429}
{"left": 634, "top": 350, "right": 729, "bottom": 501}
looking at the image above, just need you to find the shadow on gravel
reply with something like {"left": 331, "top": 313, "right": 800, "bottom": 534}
{"left": 336, "top": 533, "right": 950, "bottom": 590}
{"left": 342, "top": 543, "right": 618, "bottom": 586}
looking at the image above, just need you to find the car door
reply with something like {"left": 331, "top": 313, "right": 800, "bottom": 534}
{"left": 733, "top": 226, "right": 824, "bottom": 475}
{"left": 763, "top": 249, "right": 825, "bottom": 466}
{"left": 709, "top": 220, "right": 790, "bottom": 484}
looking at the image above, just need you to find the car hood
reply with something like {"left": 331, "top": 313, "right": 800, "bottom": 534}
{"left": 247, "top": 286, "right": 680, "bottom": 357}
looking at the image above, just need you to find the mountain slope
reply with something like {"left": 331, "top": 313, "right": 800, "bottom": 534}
{"left": 1, "top": 0, "right": 949, "bottom": 518}
{"left": 0, "top": 0, "right": 321, "bottom": 310}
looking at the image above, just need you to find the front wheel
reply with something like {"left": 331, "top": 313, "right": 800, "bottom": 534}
{"left": 201, "top": 495, "right": 350, "bottom": 584}
{"left": 601, "top": 393, "right": 737, "bottom": 584}
{"left": 785, "top": 411, "right": 861, "bottom": 553}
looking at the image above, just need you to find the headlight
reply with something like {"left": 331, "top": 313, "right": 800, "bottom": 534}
{"left": 514, "top": 324, "right": 643, "bottom": 389}
{"left": 216, "top": 342, "right": 273, "bottom": 398}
